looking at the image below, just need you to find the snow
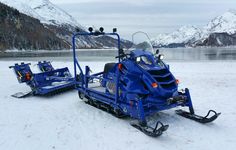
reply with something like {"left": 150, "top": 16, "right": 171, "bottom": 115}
{"left": 216, "top": 37, "right": 223, "bottom": 46}
{"left": 0, "top": 0, "right": 83, "bottom": 28}
{"left": 0, "top": 60, "right": 236, "bottom": 150}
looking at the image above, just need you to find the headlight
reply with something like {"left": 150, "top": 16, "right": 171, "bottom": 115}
{"left": 158, "top": 54, "right": 164, "bottom": 60}
{"left": 136, "top": 57, "right": 141, "bottom": 62}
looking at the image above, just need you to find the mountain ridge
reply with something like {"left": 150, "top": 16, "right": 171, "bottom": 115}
{"left": 152, "top": 10, "right": 236, "bottom": 48}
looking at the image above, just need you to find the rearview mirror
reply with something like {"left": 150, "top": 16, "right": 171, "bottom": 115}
{"left": 155, "top": 49, "right": 159, "bottom": 55}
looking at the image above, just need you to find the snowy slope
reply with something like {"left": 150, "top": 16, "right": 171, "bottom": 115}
{"left": 0, "top": 60, "right": 236, "bottom": 150}
{"left": 0, "top": 0, "right": 44, "bottom": 21}
{"left": 0, "top": 0, "right": 83, "bottom": 28}
{"left": 152, "top": 26, "right": 202, "bottom": 46}
{"left": 205, "top": 10, "right": 236, "bottom": 35}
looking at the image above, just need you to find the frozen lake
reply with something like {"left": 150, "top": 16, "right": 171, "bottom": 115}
{"left": 1, "top": 47, "right": 236, "bottom": 61}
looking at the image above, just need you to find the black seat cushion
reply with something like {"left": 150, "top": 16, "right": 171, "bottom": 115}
{"left": 104, "top": 63, "right": 116, "bottom": 74}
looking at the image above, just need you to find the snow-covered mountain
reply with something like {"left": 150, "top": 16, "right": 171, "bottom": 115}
{"left": 205, "top": 10, "right": 236, "bottom": 35}
{"left": 0, "top": 0, "right": 43, "bottom": 21}
{"left": 0, "top": 0, "right": 83, "bottom": 28}
{"left": 0, "top": 2, "right": 70, "bottom": 50}
{"left": 152, "top": 26, "right": 202, "bottom": 47}
{"left": 153, "top": 10, "right": 236, "bottom": 47}
{"left": 0, "top": 0, "right": 97, "bottom": 48}
{"left": 0, "top": 0, "right": 132, "bottom": 49}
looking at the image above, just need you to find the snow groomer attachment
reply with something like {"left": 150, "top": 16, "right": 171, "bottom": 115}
{"left": 9, "top": 62, "right": 75, "bottom": 98}
{"left": 72, "top": 27, "right": 221, "bottom": 137}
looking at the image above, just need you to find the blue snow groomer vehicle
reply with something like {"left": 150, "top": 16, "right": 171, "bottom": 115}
{"left": 73, "top": 28, "right": 220, "bottom": 137}
{"left": 9, "top": 61, "right": 75, "bottom": 98}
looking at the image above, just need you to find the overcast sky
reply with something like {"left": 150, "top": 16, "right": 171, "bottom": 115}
{"left": 51, "top": 0, "right": 236, "bottom": 40}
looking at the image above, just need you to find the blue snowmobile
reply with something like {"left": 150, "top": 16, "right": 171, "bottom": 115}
{"left": 72, "top": 27, "right": 220, "bottom": 137}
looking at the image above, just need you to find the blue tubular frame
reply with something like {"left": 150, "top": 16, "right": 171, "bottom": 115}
{"left": 185, "top": 88, "right": 195, "bottom": 114}
{"left": 72, "top": 31, "right": 121, "bottom": 104}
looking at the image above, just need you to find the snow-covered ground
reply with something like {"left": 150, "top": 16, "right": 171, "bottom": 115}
{"left": 0, "top": 60, "right": 236, "bottom": 150}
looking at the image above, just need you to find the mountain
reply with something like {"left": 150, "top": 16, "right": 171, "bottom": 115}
{"left": 0, "top": 2, "right": 69, "bottom": 50}
{"left": 195, "top": 33, "right": 236, "bottom": 47}
{"left": 0, "top": 0, "right": 86, "bottom": 33}
{"left": 152, "top": 10, "right": 236, "bottom": 48}
{"left": 0, "top": 0, "right": 99, "bottom": 48}
{"left": 95, "top": 36, "right": 133, "bottom": 49}
{"left": 205, "top": 10, "right": 236, "bottom": 35}
{"left": 0, "top": 0, "right": 131, "bottom": 50}
{"left": 152, "top": 25, "right": 202, "bottom": 47}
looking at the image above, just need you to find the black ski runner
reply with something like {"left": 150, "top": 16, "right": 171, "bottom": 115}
{"left": 176, "top": 109, "right": 221, "bottom": 123}
{"left": 11, "top": 91, "right": 33, "bottom": 98}
{"left": 131, "top": 121, "right": 169, "bottom": 137}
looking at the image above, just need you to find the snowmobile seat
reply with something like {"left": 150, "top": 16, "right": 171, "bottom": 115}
{"left": 9, "top": 63, "right": 33, "bottom": 83}
{"left": 37, "top": 61, "right": 54, "bottom": 72}
{"left": 103, "top": 63, "right": 116, "bottom": 74}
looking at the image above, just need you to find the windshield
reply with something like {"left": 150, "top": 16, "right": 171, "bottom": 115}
{"left": 136, "top": 56, "right": 153, "bottom": 65}
{"left": 128, "top": 31, "right": 154, "bottom": 54}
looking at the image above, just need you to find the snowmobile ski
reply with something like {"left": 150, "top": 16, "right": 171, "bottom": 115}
{"left": 131, "top": 121, "right": 169, "bottom": 137}
{"left": 176, "top": 109, "right": 221, "bottom": 123}
{"left": 11, "top": 91, "right": 33, "bottom": 98}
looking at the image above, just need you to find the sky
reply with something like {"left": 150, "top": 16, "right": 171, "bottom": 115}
{"left": 51, "top": 0, "right": 236, "bottom": 40}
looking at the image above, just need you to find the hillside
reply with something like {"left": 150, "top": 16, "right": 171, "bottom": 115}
{"left": 0, "top": 2, "right": 69, "bottom": 50}
{"left": 0, "top": 0, "right": 132, "bottom": 50}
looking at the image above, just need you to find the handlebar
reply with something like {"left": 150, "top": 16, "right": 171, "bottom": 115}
{"left": 115, "top": 53, "right": 130, "bottom": 59}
